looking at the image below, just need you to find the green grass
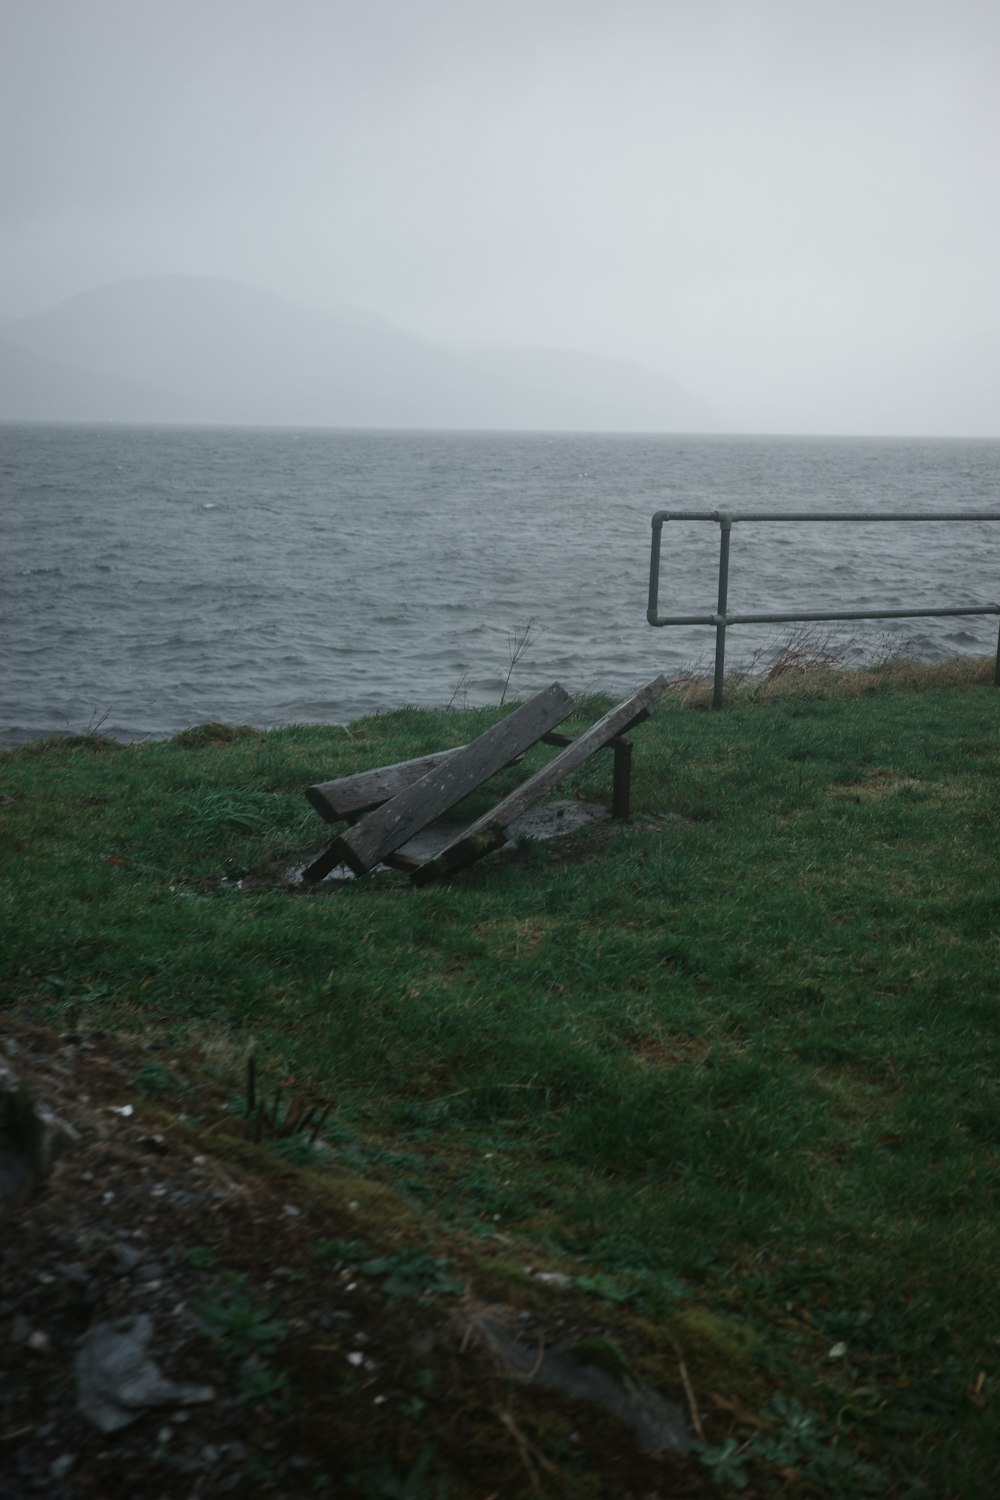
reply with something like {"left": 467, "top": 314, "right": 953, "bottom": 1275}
{"left": 2, "top": 661, "right": 999, "bottom": 1493}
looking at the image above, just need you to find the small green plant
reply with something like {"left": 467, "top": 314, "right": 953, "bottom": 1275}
{"left": 185, "top": 1246, "right": 216, "bottom": 1270}
{"left": 400, "top": 1367, "right": 435, "bottom": 1418}
{"left": 692, "top": 1436, "right": 752, "bottom": 1490}
{"left": 359, "top": 1249, "right": 462, "bottom": 1300}
{"left": 696, "top": 1397, "right": 856, "bottom": 1492}
{"left": 239, "top": 1362, "right": 291, "bottom": 1411}
{"left": 349, "top": 1451, "right": 449, "bottom": 1499}
{"left": 315, "top": 1237, "right": 370, "bottom": 1264}
{"left": 132, "top": 1060, "right": 180, "bottom": 1095}
{"left": 756, "top": 1393, "right": 823, "bottom": 1466}
{"left": 193, "top": 1274, "right": 286, "bottom": 1358}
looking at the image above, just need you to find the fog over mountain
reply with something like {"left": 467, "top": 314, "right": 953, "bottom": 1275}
{"left": 0, "top": 276, "right": 723, "bottom": 433}
{"left": 2, "top": 2, "right": 997, "bottom": 437}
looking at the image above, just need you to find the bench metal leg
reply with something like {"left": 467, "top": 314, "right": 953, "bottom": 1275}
{"left": 611, "top": 737, "right": 632, "bottom": 819}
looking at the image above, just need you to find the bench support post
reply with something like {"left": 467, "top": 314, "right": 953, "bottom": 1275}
{"left": 611, "top": 737, "right": 632, "bottom": 819}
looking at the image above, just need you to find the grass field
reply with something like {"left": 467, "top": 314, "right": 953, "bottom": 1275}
{"left": 2, "top": 656, "right": 998, "bottom": 1495}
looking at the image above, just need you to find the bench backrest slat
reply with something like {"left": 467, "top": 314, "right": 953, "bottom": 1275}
{"left": 412, "top": 676, "right": 668, "bottom": 883}
{"left": 332, "top": 683, "right": 576, "bottom": 875}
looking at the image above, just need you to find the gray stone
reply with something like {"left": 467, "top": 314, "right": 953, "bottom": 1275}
{"left": 75, "top": 1314, "right": 215, "bottom": 1433}
{"left": 111, "top": 1244, "right": 144, "bottom": 1275}
{"left": 478, "top": 1317, "right": 690, "bottom": 1455}
{"left": 0, "top": 1071, "right": 79, "bottom": 1213}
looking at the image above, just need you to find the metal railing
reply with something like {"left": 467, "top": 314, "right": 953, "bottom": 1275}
{"left": 647, "top": 510, "right": 1000, "bottom": 708}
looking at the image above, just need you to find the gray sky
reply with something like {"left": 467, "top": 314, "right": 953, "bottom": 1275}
{"left": 2, "top": 0, "right": 998, "bottom": 435}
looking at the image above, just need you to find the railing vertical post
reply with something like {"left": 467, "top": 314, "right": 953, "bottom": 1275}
{"left": 995, "top": 619, "right": 1000, "bottom": 687}
{"left": 648, "top": 515, "right": 664, "bottom": 623}
{"left": 713, "top": 516, "right": 732, "bottom": 709}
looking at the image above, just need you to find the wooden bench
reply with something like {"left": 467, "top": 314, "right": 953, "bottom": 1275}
{"left": 302, "top": 677, "right": 668, "bottom": 885}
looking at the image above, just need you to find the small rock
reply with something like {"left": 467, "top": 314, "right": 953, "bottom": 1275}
{"left": 55, "top": 1260, "right": 89, "bottom": 1285}
{"left": 27, "top": 1329, "right": 52, "bottom": 1354}
{"left": 10, "top": 1312, "right": 31, "bottom": 1344}
{"left": 478, "top": 1318, "right": 690, "bottom": 1456}
{"left": 111, "top": 1244, "right": 144, "bottom": 1275}
{"left": 49, "top": 1454, "right": 76, "bottom": 1481}
{"left": 1, "top": 1077, "right": 79, "bottom": 1212}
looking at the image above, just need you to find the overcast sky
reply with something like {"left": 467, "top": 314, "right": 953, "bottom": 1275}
{"left": 2, "top": 0, "right": 997, "bottom": 435}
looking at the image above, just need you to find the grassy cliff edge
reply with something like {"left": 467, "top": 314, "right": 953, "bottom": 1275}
{"left": 2, "top": 659, "right": 998, "bottom": 1495}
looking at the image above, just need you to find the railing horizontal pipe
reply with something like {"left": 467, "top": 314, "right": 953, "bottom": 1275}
{"left": 650, "top": 604, "right": 1000, "bottom": 627}
{"left": 647, "top": 509, "right": 1000, "bottom": 708}
{"left": 652, "top": 510, "right": 1000, "bottom": 525}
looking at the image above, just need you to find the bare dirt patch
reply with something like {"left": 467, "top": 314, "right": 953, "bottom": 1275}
{"left": 1, "top": 1020, "right": 724, "bottom": 1498}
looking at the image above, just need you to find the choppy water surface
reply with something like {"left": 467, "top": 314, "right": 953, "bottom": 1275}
{"left": 3, "top": 424, "right": 999, "bottom": 743}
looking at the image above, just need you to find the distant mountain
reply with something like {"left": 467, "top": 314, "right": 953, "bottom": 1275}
{"left": 0, "top": 338, "right": 187, "bottom": 423}
{"left": 0, "top": 275, "right": 724, "bottom": 432}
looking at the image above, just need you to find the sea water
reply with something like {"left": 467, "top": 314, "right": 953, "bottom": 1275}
{"left": 2, "top": 424, "right": 998, "bottom": 744}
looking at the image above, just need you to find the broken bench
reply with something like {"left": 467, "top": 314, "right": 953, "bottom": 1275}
{"left": 303, "top": 676, "right": 668, "bottom": 885}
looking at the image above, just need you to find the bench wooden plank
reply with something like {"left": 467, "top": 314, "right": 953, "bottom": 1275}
{"left": 411, "top": 677, "right": 668, "bottom": 884}
{"left": 306, "top": 746, "right": 468, "bottom": 823}
{"left": 313, "top": 682, "right": 576, "bottom": 878}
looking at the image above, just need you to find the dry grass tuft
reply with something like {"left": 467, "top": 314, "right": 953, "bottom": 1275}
{"left": 829, "top": 771, "right": 922, "bottom": 802}
{"left": 661, "top": 628, "right": 996, "bottom": 708}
